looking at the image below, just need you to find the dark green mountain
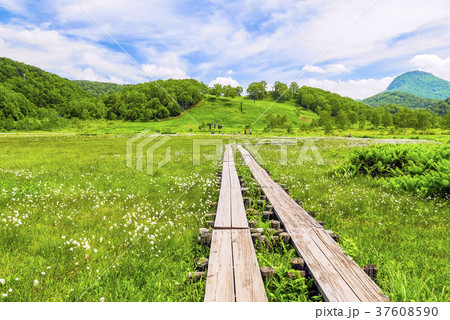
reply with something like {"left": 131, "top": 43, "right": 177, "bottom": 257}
{"left": 386, "top": 70, "right": 450, "bottom": 100}
{"left": 363, "top": 91, "right": 438, "bottom": 109}
{"left": 73, "top": 80, "right": 125, "bottom": 97}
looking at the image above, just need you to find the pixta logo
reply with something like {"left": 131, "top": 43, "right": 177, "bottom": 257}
{"left": 126, "top": 130, "right": 172, "bottom": 175}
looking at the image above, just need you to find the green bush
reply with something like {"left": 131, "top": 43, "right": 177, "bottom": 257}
{"left": 333, "top": 143, "right": 450, "bottom": 197}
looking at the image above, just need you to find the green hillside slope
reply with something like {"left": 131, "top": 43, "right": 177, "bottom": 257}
{"left": 0, "top": 57, "right": 92, "bottom": 120}
{"left": 387, "top": 70, "right": 450, "bottom": 100}
{"left": 363, "top": 91, "right": 438, "bottom": 109}
{"left": 95, "top": 96, "right": 318, "bottom": 134}
{"left": 0, "top": 58, "right": 206, "bottom": 125}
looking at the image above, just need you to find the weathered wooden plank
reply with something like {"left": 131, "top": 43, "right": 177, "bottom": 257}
{"left": 309, "top": 228, "right": 389, "bottom": 302}
{"left": 214, "top": 146, "right": 232, "bottom": 229}
{"left": 228, "top": 146, "right": 249, "bottom": 229}
{"left": 232, "top": 229, "right": 267, "bottom": 302}
{"left": 204, "top": 229, "right": 235, "bottom": 302}
{"left": 239, "top": 145, "right": 321, "bottom": 229}
{"left": 206, "top": 145, "right": 267, "bottom": 302}
{"left": 288, "top": 228, "right": 360, "bottom": 302}
{"left": 237, "top": 144, "right": 389, "bottom": 302}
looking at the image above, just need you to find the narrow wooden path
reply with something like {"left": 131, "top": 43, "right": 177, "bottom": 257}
{"left": 237, "top": 144, "right": 389, "bottom": 302}
{"left": 204, "top": 145, "right": 267, "bottom": 302}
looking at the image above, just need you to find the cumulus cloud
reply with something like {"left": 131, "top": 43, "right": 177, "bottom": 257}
{"left": 0, "top": 23, "right": 144, "bottom": 83}
{"left": 302, "top": 64, "right": 350, "bottom": 74}
{"left": 0, "top": 0, "right": 28, "bottom": 14}
{"left": 298, "top": 77, "right": 395, "bottom": 100}
{"left": 208, "top": 76, "right": 241, "bottom": 87}
{"left": 58, "top": 66, "right": 128, "bottom": 84}
{"left": 142, "top": 64, "right": 190, "bottom": 80}
{"left": 1, "top": 0, "right": 450, "bottom": 89}
{"left": 410, "top": 54, "right": 450, "bottom": 81}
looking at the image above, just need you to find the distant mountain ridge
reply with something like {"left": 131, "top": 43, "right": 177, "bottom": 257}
{"left": 363, "top": 91, "right": 438, "bottom": 109}
{"left": 386, "top": 70, "right": 450, "bottom": 100}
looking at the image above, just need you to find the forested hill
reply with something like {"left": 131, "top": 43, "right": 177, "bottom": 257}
{"left": 363, "top": 91, "right": 438, "bottom": 109}
{"left": 73, "top": 80, "right": 125, "bottom": 97}
{"left": 0, "top": 57, "right": 206, "bottom": 128}
{"left": 293, "top": 85, "right": 448, "bottom": 130}
{"left": 103, "top": 79, "right": 206, "bottom": 120}
{"left": 0, "top": 57, "right": 91, "bottom": 120}
{"left": 427, "top": 98, "right": 450, "bottom": 116}
{"left": 1, "top": 57, "right": 449, "bottom": 131}
{"left": 387, "top": 70, "right": 450, "bottom": 100}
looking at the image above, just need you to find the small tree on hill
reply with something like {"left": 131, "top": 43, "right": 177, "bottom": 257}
{"left": 247, "top": 81, "right": 267, "bottom": 100}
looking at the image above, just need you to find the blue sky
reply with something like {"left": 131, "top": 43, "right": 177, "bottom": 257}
{"left": 1, "top": 0, "right": 450, "bottom": 99}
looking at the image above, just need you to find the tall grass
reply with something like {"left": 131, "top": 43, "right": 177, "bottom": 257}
{"left": 243, "top": 137, "right": 449, "bottom": 302}
{"left": 0, "top": 135, "right": 219, "bottom": 301}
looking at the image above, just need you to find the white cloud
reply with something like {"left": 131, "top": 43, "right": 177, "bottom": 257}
{"left": 142, "top": 64, "right": 190, "bottom": 80}
{"left": 1, "top": 0, "right": 450, "bottom": 90}
{"left": 298, "top": 77, "right": 395, "bottom": 100}
{"left": 410, "top": 54, "right": 450, "bottom": 81}
{"left": 0, "top": 23, "right": 145, "bottom": 84}
{"left": 0, "top": 0, "right": 28, "bottom": 14}
{"left": 293, "top": 0, "right": 450, "bottom": 64}
{"left": 208, "top": 77, "right": 241, "bottom": 87}
{"left": 302, "top": 64, "right": 350, "bottom": 74}
{"left": 58, "top": 66, "right": 127, "bottom": 84}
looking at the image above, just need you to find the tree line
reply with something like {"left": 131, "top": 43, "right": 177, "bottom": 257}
{"left": 1, "top": 56, "right": 449, "bottom": 132}
{"left": 0, "top": 57, "right": 207, "bottom": 130}
{"left": 245, "top": 80, "right": 450, "bottom": 131}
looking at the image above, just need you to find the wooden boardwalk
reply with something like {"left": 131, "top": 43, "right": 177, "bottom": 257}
{"left": 237, "top": 144, "right": 389, "bottom": 302}
{"left": 204, "top": 145, "right": 267, "bottom": 302}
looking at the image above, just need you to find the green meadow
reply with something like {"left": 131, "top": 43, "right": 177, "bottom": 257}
{"left": 239, "top": 138, "right": 449, "bottom": 302}
{"left": 0, "top": 134, "right": 448, "bottom": 301}
{"left": 0, "top": 135, "right": 219, "bottom": 301}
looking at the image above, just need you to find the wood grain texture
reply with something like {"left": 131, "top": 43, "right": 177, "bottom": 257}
{"left": 205, "top": 145, "right": 267, "bottom": 302}
{"left": 237, "top": 144, "right": 389, "bottom": 302}
{"left": 214, "top": 146, "right": 232, "bottom": 229}
{"left": 204, "top": 230, "right": 235, "bottom": 302}
{"left": 228, "top": 147, "right": 249, "bottom": 229}
{"left": 232, "top": 229, "right": 267, "bottom": 302}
